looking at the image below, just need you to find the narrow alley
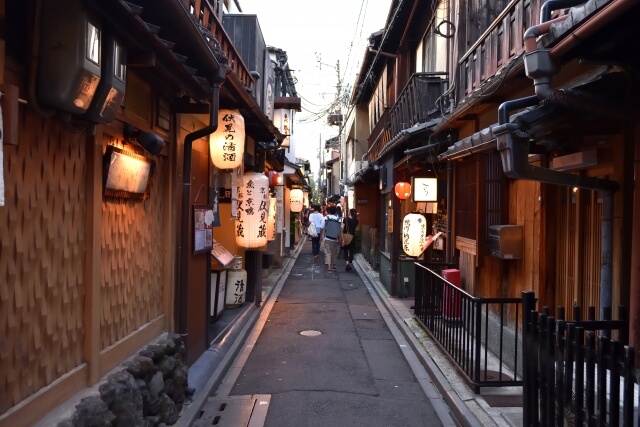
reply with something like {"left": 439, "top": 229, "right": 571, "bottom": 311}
{"left": 188, "top": 238, "right": 455, "bottom": 427}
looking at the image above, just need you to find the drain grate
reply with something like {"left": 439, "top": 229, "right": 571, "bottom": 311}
{"left": 193, "top": 395, "right": 270, "bottom": 427}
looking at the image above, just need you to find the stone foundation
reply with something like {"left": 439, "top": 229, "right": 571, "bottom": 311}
{"left": 58, "top": 334, "right": 191, "bottom": 427}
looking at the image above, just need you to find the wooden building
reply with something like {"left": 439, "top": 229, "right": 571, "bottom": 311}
{"left": 346, "top": 0, "right": 640, "bottom": 357}
{"left": 0, "top": 0, "right": 297, "bottom": 424}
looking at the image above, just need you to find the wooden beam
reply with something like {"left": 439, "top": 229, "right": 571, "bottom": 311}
{"left": 0, "top": 365, "right": 88, "bottom": 427}
{"left": 99, "top": 315, "right": 166, "bottom": 377}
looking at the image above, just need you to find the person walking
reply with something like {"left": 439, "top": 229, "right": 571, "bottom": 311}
{"left": 308, "top": 204, "right": 324, "bottom": 261}
{"left": 342, "top": 209, "right": 359, "bottom": 271}
{"left": 322, "top": 205, "right": 341, "bottom": 272}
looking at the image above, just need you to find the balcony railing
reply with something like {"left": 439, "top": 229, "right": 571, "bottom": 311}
{"left": 364, "top": 109, "right": 391, "bottom": 163}
{"left": 455, "top": 0, "right": 543, "bottom": 103}
{"left": 390, "top": 72, "right": 447, "bottom": 136}
{"left": 365, "top": 74, "right": 447, "bottom": 162}
{"left": 182, "top": 0, "right": 254, "bottom": 90}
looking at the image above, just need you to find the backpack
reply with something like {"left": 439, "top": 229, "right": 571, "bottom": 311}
{"left": 324, "top": 217, "right": 342, "bottom": 240}
{"left": 307, "top": 221, "right": 318, "bottom": 237}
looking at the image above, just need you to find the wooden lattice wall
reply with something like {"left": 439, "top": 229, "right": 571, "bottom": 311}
{"left": 0, "top": 110, "right": 86, "bottom": 412}
{"left": 100, "top": 136, "right": 166, "bottom": 350}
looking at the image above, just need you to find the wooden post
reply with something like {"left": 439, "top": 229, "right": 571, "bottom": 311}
{"left": 83, "top": 125, "right": 104, "bottom": 384}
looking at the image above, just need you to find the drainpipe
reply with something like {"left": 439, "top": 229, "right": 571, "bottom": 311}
{"left": 600, "top": 190, "right": 613, "bottom": 321}
{"left": 540, "top": 0, "right": 588, "bottom": 23}
{"left": 446, "top": 161, "right": 453, "bottom": 264}
{"left": 177, "top": 66, "right": 227, "bottom": 335}
{"left": 551, "top": 0, "right": 636, "bottom": 58}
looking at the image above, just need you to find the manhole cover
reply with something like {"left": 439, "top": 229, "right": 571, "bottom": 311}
{"left": 300, "top": 330, "right": 322, "bottom": 336}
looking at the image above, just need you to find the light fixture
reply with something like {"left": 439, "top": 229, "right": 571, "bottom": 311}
{"left": 124, "top": 124, "right": 165, "bottom": 155}
{"left": 84, "top": 31, "right": 126, "bottom": 123}
{"left": 226, "top": 259, "right": 247, "bottom": 307}
{"left": 273, "top": 108, "right": 291, "bottom": 148}
{"left": 37, "top": 0, "right": 102, "bottom": 114}
{"left": 267, "top": 197, "right": 277, "bottom": 241}
{"left": 236, "top": 171, "right": 269, "bottom": 248}
{"left": 411, "top": 177, "right": 438, "bottom": 202}
{"left": 289, "top": 188, "right": 304, "bottom": 212}
{"left": 210, "top": 109, "right": 245, "bottom": 169}
{"left": 268, "top": 171, "right": 283, "bottom": 186}
{"left": 394, "top": 182, "right": 411, "bottom": 200}
{"left": 402, "top": 213, "right": 428, "bottom": 257}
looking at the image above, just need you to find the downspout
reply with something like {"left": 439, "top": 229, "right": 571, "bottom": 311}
{"left": 446, "top": 161, "right": 453, "bottom": 263}
{"left": 600, "top": 191, "right": 613, "bottom": 318}
{"left": 496, "top": 0, "right": 620, "bottom": 320}
{"left": 177, "top": 66, "right": 227, "bottom": 335}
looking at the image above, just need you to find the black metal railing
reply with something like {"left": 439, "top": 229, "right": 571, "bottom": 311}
{"left": 522, "top": 292, "right": 638, "bottom": 426}
{"left": 415, "top": 264, "right": 523, "bottom": 392}
{"left": 360, "top": 225, "right": 379, "bottom": 270}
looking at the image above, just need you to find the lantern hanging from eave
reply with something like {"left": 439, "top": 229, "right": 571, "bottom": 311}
{"left": 289, "top": 188, "right": 304, "bottom": 212}
{"left": 402, "top": 213, "right": 428, "bottom": 257}
{"left": 236, "top": 171, "right": 269, "bottom": 248}
{"left": 267, "top": 197, "right": 277, "bottom": 241}
{"left": 210, "top": 109, "right": 245, "bottom": 169}
{"left": 269, "top": 171, "right": 282, "bottom": 186}
{"left": 395, "top": 181, "right": 411, "bottom": 200}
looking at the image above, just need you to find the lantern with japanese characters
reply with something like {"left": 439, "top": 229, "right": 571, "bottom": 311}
{"left": 402, "top": 212, "right": 428, "bottom": 257}
{"left": 289, "top": 188, "right": 304, "bottom": 212}
{"left": 394, "top": 181, "right": 411, "bottom": 200}
{"left": 235, "top": 171, "right": 269, "bottom": 248}
{"left": 210, "top": 109, "right": 245, "bottom": 169}
{"left": 226, "top": 256, "right": 247, "bottom": 307}
{"left": 267, "top": 196, "right": 277, "bottom": 241}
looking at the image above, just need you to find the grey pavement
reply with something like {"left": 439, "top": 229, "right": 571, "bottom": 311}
{"left": 179, "top": 237, "right": 524, "bottom": 427}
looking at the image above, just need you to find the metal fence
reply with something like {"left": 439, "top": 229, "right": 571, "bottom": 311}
{"left": 522, "top": 292, "right": 638, "bottom": 426}
{"left": 415, "top": 263, "right": 523, "bottom": 392}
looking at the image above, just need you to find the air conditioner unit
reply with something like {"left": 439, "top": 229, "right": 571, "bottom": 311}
{"left": 355, "top": 161, "right": 369, "bottom": 172}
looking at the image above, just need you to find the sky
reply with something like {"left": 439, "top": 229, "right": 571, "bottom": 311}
{"left": 238, "top": 0, "right": 392, "bottom": 177}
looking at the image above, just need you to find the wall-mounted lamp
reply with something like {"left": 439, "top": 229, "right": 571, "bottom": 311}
{"left": 37, "top": 0, "right": 102, "bottom": 114}
{"left": 273, "top": 108, "right": 291, "bottom": 148}
{"left": 124, "top": 124, "right": 165, "bottom": 155}
{"left": 84, "top": 31, "right": 126, "bottom": 124}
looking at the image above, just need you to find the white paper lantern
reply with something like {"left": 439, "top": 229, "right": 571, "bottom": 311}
{"left": 226, "top": 267, "right": 247, "bottom": 307}
{"left": 210, "top": 109, "right": 245, "bottom": 169}
{"left": 402, "top": 213, "right": 428, "bottom": 257}
{"left": 236, "top": 171, "right": 269, "bottom": 248}
{"left": 267, "top": 197, "right": 277, "bottom": 241}
{"left": 289, "top": 188, "right": 303, "bottom": 212}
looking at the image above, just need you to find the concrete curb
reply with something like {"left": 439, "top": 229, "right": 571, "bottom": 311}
{"left": 354, "top": 254, "right": 483, "bottom": 427}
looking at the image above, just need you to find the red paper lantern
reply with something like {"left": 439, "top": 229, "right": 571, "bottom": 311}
{"left": 394, "top": 182, "right": 411, "bottom": 200}
{"left": 268, "top": 171, "right": 282, "bottom": 186}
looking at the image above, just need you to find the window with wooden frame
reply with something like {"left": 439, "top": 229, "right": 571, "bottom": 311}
{"left": 454, "top": 150, "right": 507, "bottom": 253}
